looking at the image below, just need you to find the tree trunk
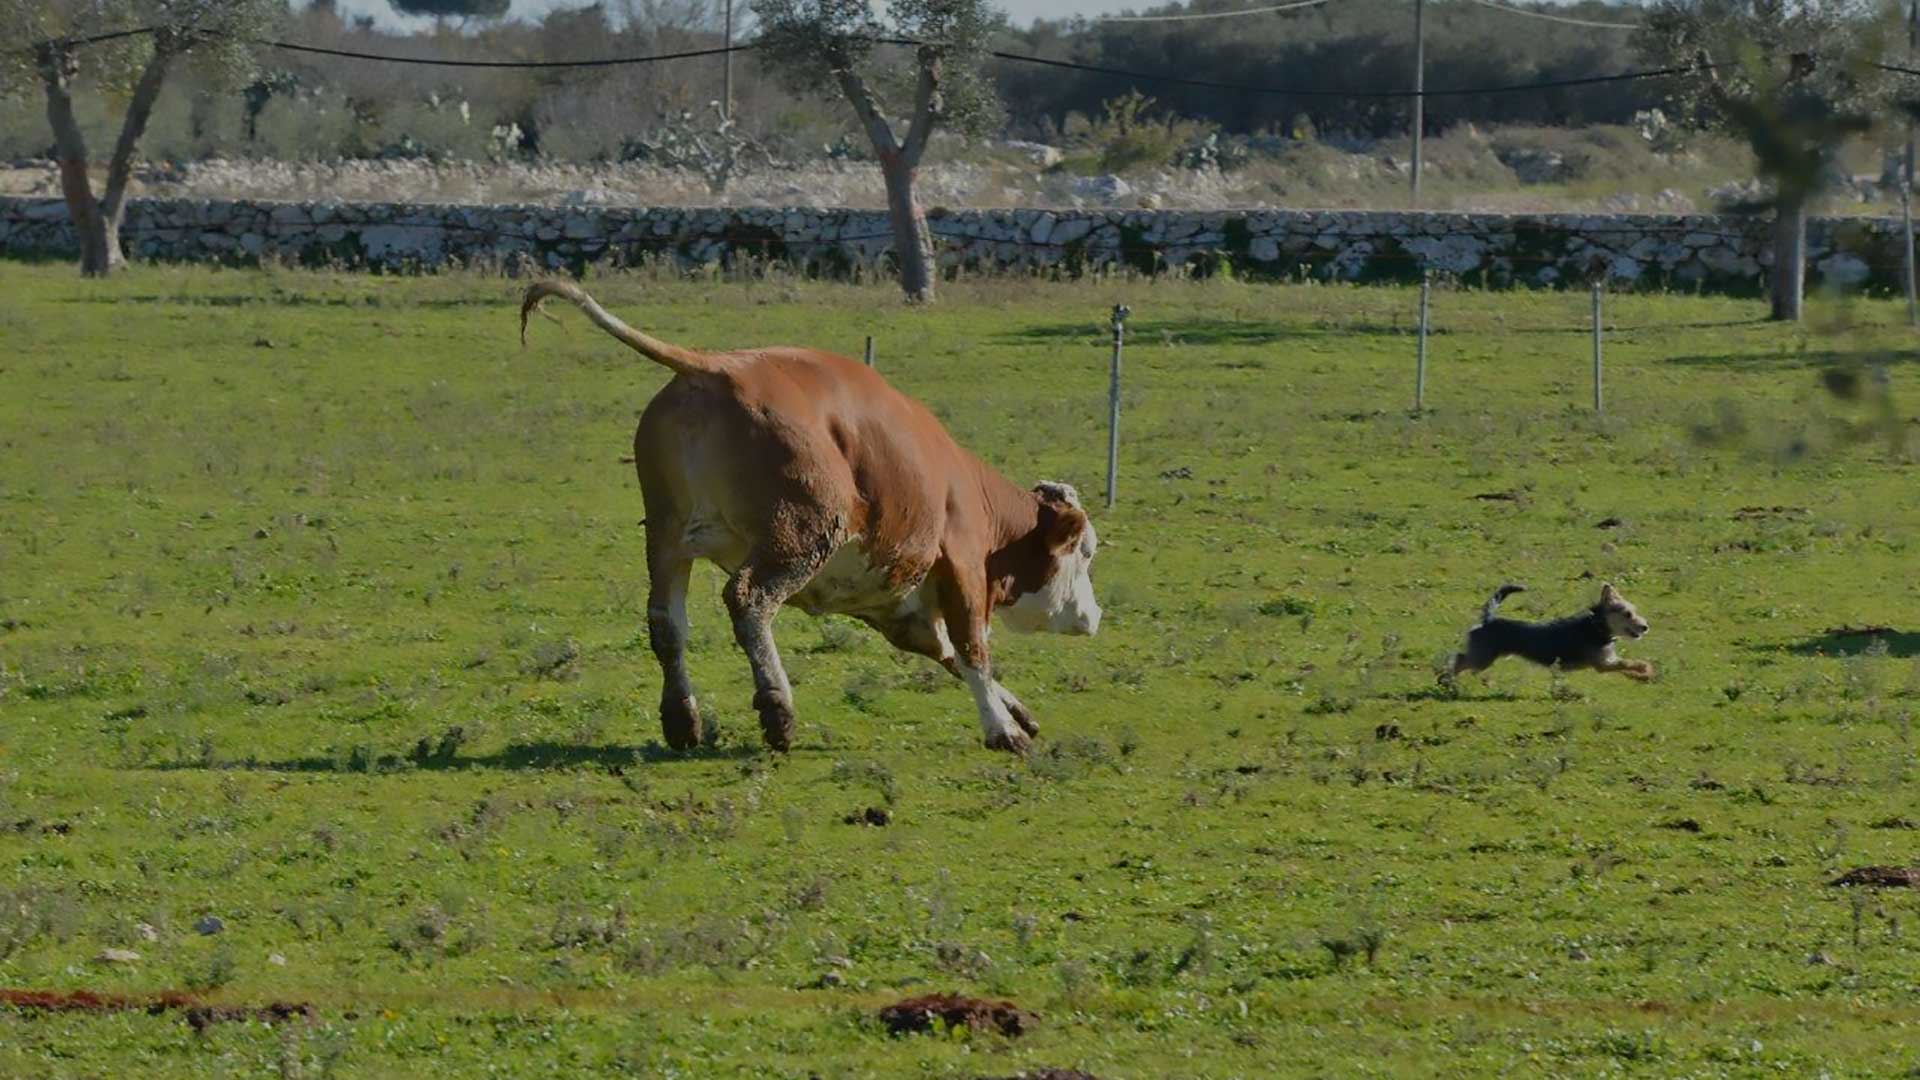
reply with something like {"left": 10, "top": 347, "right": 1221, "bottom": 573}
{"left": 834, "top": 61, "right": 939, "bottom": 303}
{"left": 97, "top": 51, "right": 175, "bottom": 273}
{"left": 880, "top": 153, "right": 936, "bottom": 303}
{"left": 1770, "top": 193, "right": 1807, "bottom": 321}
{"left": 38, "top": 52, "right": 111, "bottom": 276}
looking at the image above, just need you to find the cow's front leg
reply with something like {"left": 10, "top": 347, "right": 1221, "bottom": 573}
{"left": 873, "top": 612, "right": 1039, "bottom": 740}
{"left": 995, "top": 684, "right": 1039, "bottom": 737}
{"left": 936, "top": 564, "right": 1029, "bottom": 753}
{"left": 724, "top": 554, "right": 820, "bottom": 752}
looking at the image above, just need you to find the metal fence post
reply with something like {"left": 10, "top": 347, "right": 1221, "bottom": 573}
{"left": 1591, "top": 280, "right": 1604, "bottom": 414}
{"left": 1106, "top": 304, "right": 1130, "bottom": 510}
{"left": 1416, "top": 269, "right": 1431, "bottom": 411}
{"left": 864, "top": 335, "right": 874, "bottom": 367}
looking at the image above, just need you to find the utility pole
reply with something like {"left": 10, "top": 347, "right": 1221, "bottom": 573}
{"left": 722, "top": 0, "right": 735, "bottom": 122}
{"left": 1410, "top": 0, "right": 1425, "bottom": 206}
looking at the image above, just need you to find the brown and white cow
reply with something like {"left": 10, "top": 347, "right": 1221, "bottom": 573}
{"left": 520, "top": 281, "right": 1102, "bottom": 753}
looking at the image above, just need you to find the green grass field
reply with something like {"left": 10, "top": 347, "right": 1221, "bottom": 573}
{"left": 4, "top": 261, "right": 1920, "bottom": 1077}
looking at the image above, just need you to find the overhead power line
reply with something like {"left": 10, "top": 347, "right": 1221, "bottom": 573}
{"left": 11, "top": 27, "right": 758, "bottom": 68}
{"left": 260, "top": 38, "right": 755, "bottom": 68}
{"left": 1465, "top": 0, "right": 1641, "bottom": 31}
{"left": 1095, "top": 0, "right": 1332, "bottom": 24}
{"left": 989, "top": 51, "right": 1702, "bottom": 97}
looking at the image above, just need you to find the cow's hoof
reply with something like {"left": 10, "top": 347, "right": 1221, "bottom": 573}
{"left": 661, "top": 696, "right": 702, "bottom": 752}
{"left": 1005, "top": 699, "right": 1040, "bottom": 737}
{"left": 753, "top": 689, "right": 795, "bottom": 753}
{"left": 984, "top": 729, "right": 1032, "bottom": 755}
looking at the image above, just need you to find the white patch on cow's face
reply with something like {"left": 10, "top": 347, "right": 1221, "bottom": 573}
{"left": 1001, "top": 514, "right": 1102, "bottom": 637}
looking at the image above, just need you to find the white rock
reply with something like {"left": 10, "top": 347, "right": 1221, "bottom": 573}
{"left": 1070, "top": 175, "right": 1133, "bottom": 203}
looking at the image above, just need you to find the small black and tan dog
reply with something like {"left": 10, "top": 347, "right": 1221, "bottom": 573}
{"left": 1445, "top": 583, "right": 1653, "bottom": 684}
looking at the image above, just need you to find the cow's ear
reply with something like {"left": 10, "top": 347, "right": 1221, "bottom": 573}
{"left": 1047, "top": 506, "right": 1089, "bottom": 556}
{"left": 1033, "top": 481, "right": 1083, "bottom": 510}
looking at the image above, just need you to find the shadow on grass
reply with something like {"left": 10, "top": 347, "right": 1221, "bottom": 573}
{"left": 1507, "top": 318, "right": 1769, "bottom": 335}
{"left": 1002, "top": 317, "right": 1428, "bottom": 347}
{"left": 1758, "top": 628, "right": 1920, "bottom": 658}
{"left": 1383, "top": 686, "right": 1526, "bottom": 703}
{"left": 1664, "top": 348, "right": 1920, "bottom": 371}
{"left": 139, "top": 739, "right": 763, "bottom": 774}
{"left": 52, "top": 294, "right": 500, "bottom": 310}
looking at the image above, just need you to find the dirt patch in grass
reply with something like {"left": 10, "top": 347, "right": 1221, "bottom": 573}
{"left": 0, "top": 989, "right": 312, "bottom": 1030}
{"left": 879, "top": 992, "right": 1033, "bottom": 1037}
{"left": 1828, "top": 866, "right": 1920, "bottom": 888}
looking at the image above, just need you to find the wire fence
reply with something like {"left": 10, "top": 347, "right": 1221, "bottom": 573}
{"left": 13, "top": 23, "right": 1708, "bottom": 98}
{"left": 8, "top": 10, "right": 1920, "bottom": 509}
{"left": 7, "top": 15, "right": 1920, "bottom": 303}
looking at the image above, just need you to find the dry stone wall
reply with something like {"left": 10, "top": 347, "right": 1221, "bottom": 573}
{"left": 1, "top": 195, "right": 1911, "bottom": 294}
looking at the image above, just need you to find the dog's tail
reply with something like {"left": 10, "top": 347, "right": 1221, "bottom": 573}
{"left": 1478, "top": 584, "right": 1526, "bottom": 624}
{"left": 520, "top": 281, "right": 729, "bottom": 379}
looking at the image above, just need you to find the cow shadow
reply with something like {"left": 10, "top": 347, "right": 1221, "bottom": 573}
{"left": 139, "top": 739, "right": 762, "bottom": 774}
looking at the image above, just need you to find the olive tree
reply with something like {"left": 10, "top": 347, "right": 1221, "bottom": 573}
{"left": 1636, "top": 0, "right": 1895, "bottom": 320}
{"left": 0, "top": 0, "right": 279, "bottom": 276}
{"left": 750, "top": 0, "right": 1003, "bottom": 302}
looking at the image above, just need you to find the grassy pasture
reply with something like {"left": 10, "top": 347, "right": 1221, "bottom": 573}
{"left": 3, "top": 261, "right": 1920, "bottom": 1077}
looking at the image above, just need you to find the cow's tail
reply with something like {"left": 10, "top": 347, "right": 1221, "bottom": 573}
{"left": 520, "top": 281, "right": 727, "bottom": 379}
{"left": 1479, "top": 584, "right": 1525, "bottom": 624}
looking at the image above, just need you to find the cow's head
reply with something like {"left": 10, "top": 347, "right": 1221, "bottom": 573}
{"left": 999, "top": 481, "right": 1103, "bottom": 636}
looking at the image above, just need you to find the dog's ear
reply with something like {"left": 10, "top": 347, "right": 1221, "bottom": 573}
{"left": 1598, "top": 582, "right": 1620, "bottom": 605}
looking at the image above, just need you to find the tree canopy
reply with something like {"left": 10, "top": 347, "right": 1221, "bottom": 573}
{"left": 387, "top": 0, "right": 511, "bottom": 23}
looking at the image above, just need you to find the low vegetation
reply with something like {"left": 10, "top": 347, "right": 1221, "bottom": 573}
{"left": 2, "top": 262, "right": 1919, "bottom": 1074}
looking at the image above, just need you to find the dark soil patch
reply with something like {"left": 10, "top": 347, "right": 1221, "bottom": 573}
{"left": 1472, "top": 490, "right": 1526, "bottom": 503}
{"left": 1732, "top": 505, "right": 1809, "bottom": 519}
{"left": 1823, "top": 625, "right": 1899, "bottom": 639}
{"left": 843, "top": 806, "right": 892, "bottom": 826}
{"left": 1657, "top": 818, "right": 1704, "bottom": 833}
{"left": 978, "top": 1071, "right": 1104, "bottom": 1080}
{"left": 9, "top": 819, "right": 71, "bottom": 836}
{"left": 1869, "top": 816, "right": 1918, "bottom": 830}
{"left": 185, "top": 1001, "right": 313, "bottom": 1031}
{"left": 879, "top": 992, "right": 1033, "bottom": 1038}
{"left": 1829, "top": 866, "right": 1920, "bottom": 888}
{"left": 0, "top": 989, "right": 312, "bottom": 1029}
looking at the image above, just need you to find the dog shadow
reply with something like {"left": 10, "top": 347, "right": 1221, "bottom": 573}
{"left": 1765, "top": 628, "right": 1920, "bottom": 658}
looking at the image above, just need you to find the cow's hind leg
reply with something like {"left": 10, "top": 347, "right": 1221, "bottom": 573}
{"left": 724, "top": 550, "right": 828, "bottom": 752}
{"left": 646, "top": 534, "right": 702, "bottom": 751}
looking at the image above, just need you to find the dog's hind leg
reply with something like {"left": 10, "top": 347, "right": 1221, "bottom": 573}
{"left": 1442, "top": 645, "right": 1493, "bottom": 686}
